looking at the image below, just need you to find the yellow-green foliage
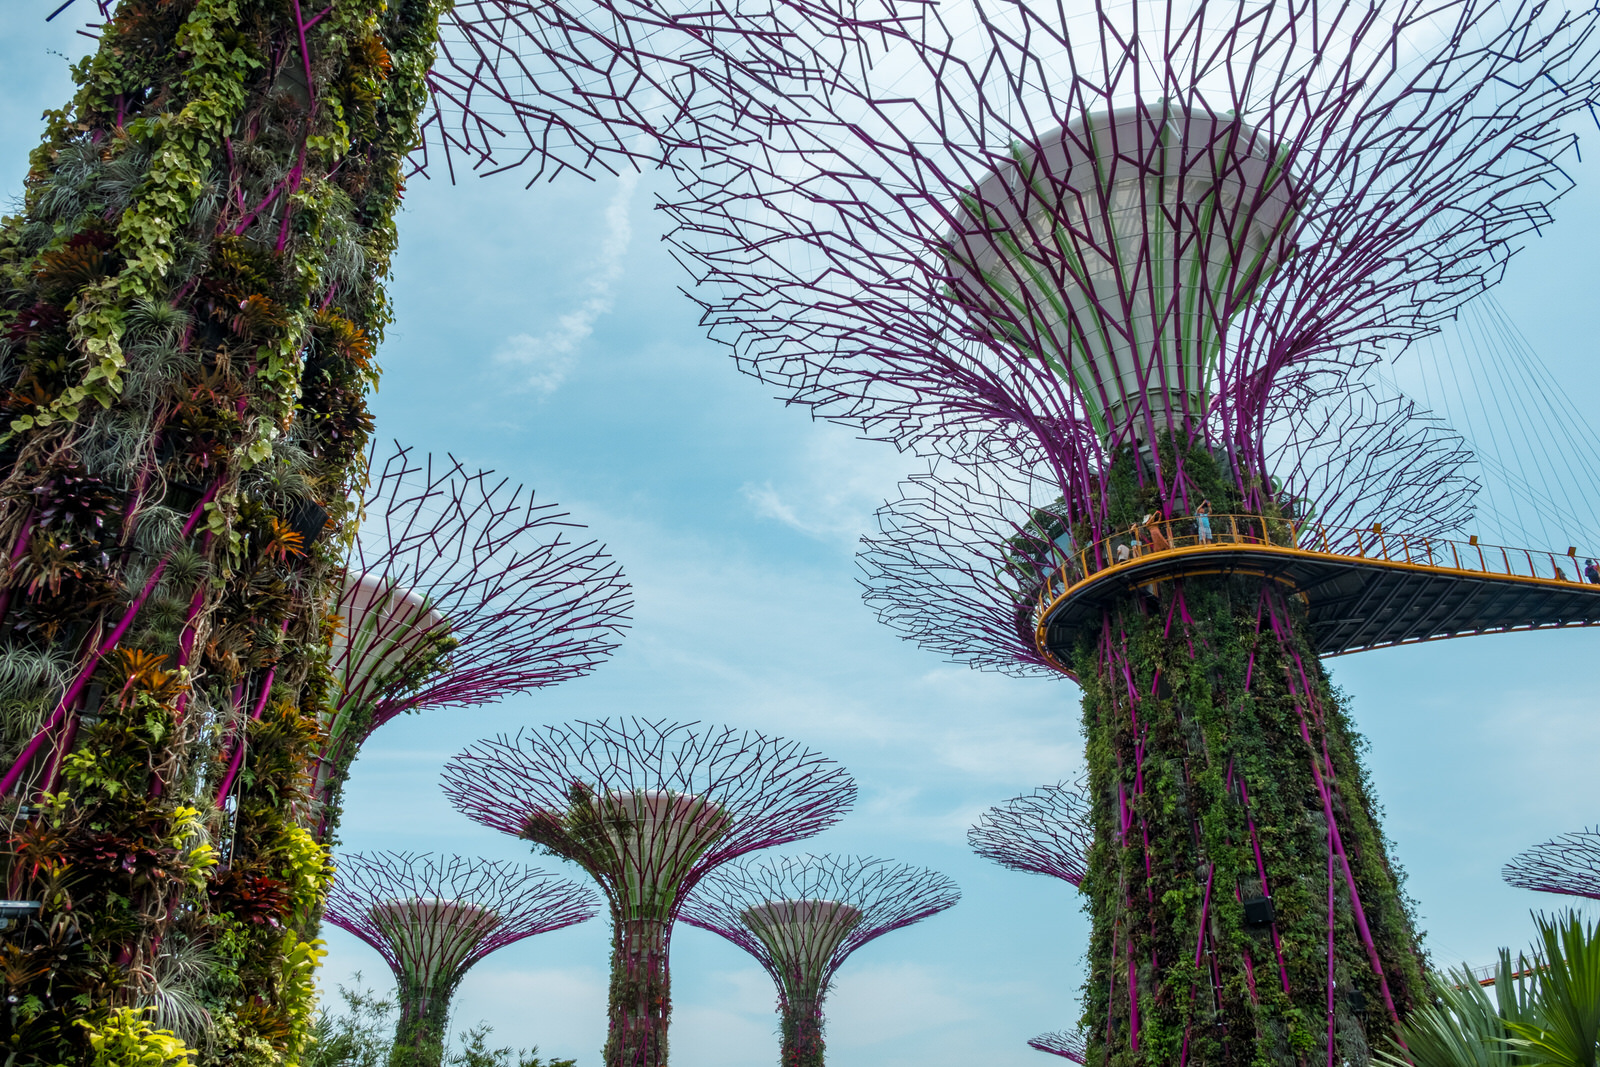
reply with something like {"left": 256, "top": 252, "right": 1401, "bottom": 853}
{"left": 80, "top": 1007, "right": 196, "bottom": 1067}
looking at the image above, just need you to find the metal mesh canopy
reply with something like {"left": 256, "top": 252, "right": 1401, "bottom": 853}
{"left": 324, "top": 851, "right": 600, "bottom": 988}
{"left": 680, "top": 854, "right": 959, "bottom": 1002}
{"left": 328, "top": 442, "right": 631, "bottom": 747}
{"left": 665, "top": 0, "right": 1600, "bottom": 535}
{"left": 54, "top": 0, "right": 914, "bottom": 185}
{"left": 1029, "top": 1030, "right": 1087, "bottom": 1063}
{"left": 968, "top": 782, "right": 1092, "bottom": 888}
{"left": 441, "top": 719, "right": 856, "bottom": 919}
{"left": 1503, "top": 827, "right": 1600, "bottom": 901}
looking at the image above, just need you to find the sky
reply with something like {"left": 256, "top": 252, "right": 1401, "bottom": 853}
{"left": 6, "top": 6, "right": 1600, "bottom": 1066}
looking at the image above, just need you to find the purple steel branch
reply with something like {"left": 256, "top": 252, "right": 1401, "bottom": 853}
{"left": 1029, "top": 1031, "right": 1087, "bottom": 1063}
{"left": 968, "top": 782, "right": 1092, "bottom": 888}
{"left": 664, "top": 0, "right": 1597, "bottom": 536}
{"left": 1503, "top": 828, "right": 1600, "bottom": 901}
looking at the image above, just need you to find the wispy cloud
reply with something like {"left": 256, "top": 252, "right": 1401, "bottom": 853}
{"left": 742, "top": 426, "right": 910, "bottom": 546}
{"left": 494, "top": 173, "right": 638, "bottom": 394}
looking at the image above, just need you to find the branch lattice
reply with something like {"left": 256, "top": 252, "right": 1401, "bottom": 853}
{"left": 665, "top": 0, "right": 1598, "bottom": 534}
{"left": 313, "top": 443, "right": 632, "bottom": 819}
{"left": 1503, "top": 828, "right": 1600, "bottom": 901}
{"left": 968, "top": 782, "right": 1092, "bottom": 888}
{"left": 680, "top": 853, "right": 960, "bottom": 999}
{"left": 55, "top": 0, "right": 917, "bottom": 184}
{"left": 441, "top": 719, "right": 855, "bottom": 900}
{"left": 325, "top": 850, "right": 601, "bottom": 982}
{"left": 1029, "top": 1031, "right": 1087, "bottom": 1063}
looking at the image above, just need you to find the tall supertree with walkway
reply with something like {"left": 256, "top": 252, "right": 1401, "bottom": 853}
{"left": 663, "top": 0, "right": 1600, "bottom": 1061}
{"left": 680, "top": 853, "right": 960, "bottom": 1066}
{"left": 324, "top": 851, "right": 599, "bottom": 1067}
{"left": 0, "top": 0, "right": 895, "bottom": 1057}
{"left": 1503, "top": 828, "right": 1600, "bottom": 901}
{"left": 440, "top": 719, "right": 856, "bottom": 1067}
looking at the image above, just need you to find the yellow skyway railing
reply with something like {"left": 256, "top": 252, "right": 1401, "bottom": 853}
{"left": 1026, "top": 513, "right": 1596, "bottom": 617}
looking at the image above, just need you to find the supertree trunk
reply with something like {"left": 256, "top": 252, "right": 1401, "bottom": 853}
{"left": 1076, "top": 567, "right": 1427, "bottom": 1065}
{"left": 779, "top": 996, "right": 825, "bottom": 1067}
{"left": 393, "top": 973, "right": 457, "bottom": 1067}
{"left": 1, "top": 0, "right": 442, "bottom": 1057}
{"left": 609, "top": 917, "right": 672, "bottom": 1067}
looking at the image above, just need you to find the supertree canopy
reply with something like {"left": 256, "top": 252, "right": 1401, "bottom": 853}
{"left": 0, "top": 0, "right": 886, "bottom": 1059}
{"left": 1030, "top": 1030, "right": 1088, "bottom": 1064}
{"left": 680, "top": 853, "right": 960, "bottom": 1067}
{"left": 324, "top": 850, "right": 600, "bottom": 1066}
{"left": 968, "top": 781, "right": 1092, "bottom": 889}
{"left": 660, "top": 0, "right": 1600, "bottom": 1062}
{"left": 669, "top": 0, "right": 1596, "bottom": 524}
{"left": 290, "top": 442, "right": 629, "bottom": 837}
{"left": 1503, "top": 828, "right": 1600, "bottom": 901}
{"left": 441, "top": 718, "right": 857, "bottom": 1067}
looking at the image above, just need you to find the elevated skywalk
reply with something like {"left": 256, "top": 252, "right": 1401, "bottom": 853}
{"left": 1030, "top": 514, "right": 1600, "bottom": 668}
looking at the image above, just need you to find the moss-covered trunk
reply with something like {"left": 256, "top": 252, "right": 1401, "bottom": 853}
{"left": 0, "top": 0, "right": 445, "bottom": 1061}
{"left": 1076, "top": 574, "right": 1426, "bottom": 1066}
{"left": 779, "top": 996, "right": 825, "bottom": 1067}
{"left": 392, "top": 973, "right": 456, "bottom": 1067}
{"left": 607, "top": 916, "right": 672, "bottom": 1067}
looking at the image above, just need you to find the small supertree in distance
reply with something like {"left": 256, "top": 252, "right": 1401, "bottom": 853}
{"left": 440, "top": 719, "right": 857, "bottom": 1067}
{"left": 680, "top": 854, "right": 960, "bottom": 1066}
{"left": 324, "top": 851, "right": 599, "bottom": 1067}
{"left": 1503, "top": 828, "right": 1600, "bottom": 901}
{"left": 664, "top": 0, "right": 1600, "bottom": 1059}
{"left": 1029, "top": 1030, "right": 1087, "bottom": 1063}
{"left": 240, "top": 441, "right": 633, "bottom": 840}
{"left": 968, "top": 781, "right": 1092, "bottom": 890}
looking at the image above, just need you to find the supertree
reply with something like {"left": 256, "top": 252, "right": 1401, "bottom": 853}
{"left": 1503, "top": 828, "right": 1600, "bottom": 901}
{"left": 1030, "top": 1030, "right": 1087, "bottom": 1064}
{"left": 0, "top": 0, "right": 898, "bottom": 1058}
{"left": 661, "top": 0, "right": 1600, "bottom": 1061}
{"left": 970, "top": 787, "right": 1090, "bottom": 1065}
{"left": 680, "top": 854, "right": 960, "bottom": 1066}
{"left": 207, "top": 441, "right": 632, "bottom": 837}
{"left": 440, "top": 719, "right": 856, "bottom": 1067}
{"left": 323, "top": 850, "right": 600, "bottom": 1066}
{"left": 968, "top": 781, "right": 1092, "bottom": 890}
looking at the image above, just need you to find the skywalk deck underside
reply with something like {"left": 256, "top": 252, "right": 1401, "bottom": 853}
{"left": 1036, "top": 544, "right": 1600, "bottom": 662}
